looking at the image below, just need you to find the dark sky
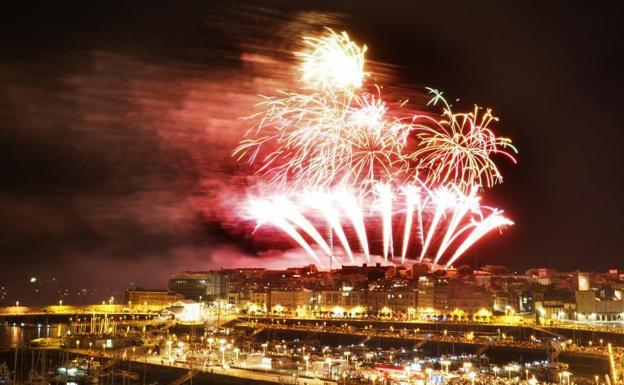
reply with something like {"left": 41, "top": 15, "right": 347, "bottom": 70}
{"left": 1, "top": 1, "right": 623, "bottom": 305}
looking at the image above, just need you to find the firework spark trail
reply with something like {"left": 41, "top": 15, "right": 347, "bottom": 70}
{"left": 401, "top": 186, "right": 417, "bottom": 265}
{"left": 248, "top": 199, "right": 323, "bottom": 266}
{"left": 415, "top": 194, "right": 426, "bottom": 251}
{"left": 335, "top": 189, "right": 370, "bottom": 262}
{"left": 433, "top": 188, "right": 479, "bottom": 264}
{"left": 303, "top": 191, "right": 355, "bottom": 264}
{"left": 376, "top": 183, "right": 394, "bottom": 262}
{"left": 444, "top": 210, "right": 514, "bottom": 267}
{"left": 274, "top": 196, "right": 332, "bottom": 257}
{"left": 400, "top": 184, "right": 430, "bottom": 264}
{"left": 418, "top": 189, "right": 452, "bottom": 262}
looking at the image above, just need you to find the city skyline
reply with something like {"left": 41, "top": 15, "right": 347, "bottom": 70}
{"left": 4, "top": 262, "right": 623, "bottom": 307}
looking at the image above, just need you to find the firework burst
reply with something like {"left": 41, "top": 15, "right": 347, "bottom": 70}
{"left": 298, "top": 28, "right": 367, "bottom": 92}
{"left": 234, "top": 90, "right": 412, "bottom": 194}
{"left": 411, "top": 88, "right": 518, "bottom": 192}
{"left": 234, "top": 28, "right": 517, "bottom": 268}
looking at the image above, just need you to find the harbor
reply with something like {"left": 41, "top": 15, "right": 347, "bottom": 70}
{"left": 0, "top": 313, "right": 619, "bottom": 385}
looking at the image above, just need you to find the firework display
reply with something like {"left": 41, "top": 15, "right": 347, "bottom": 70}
{"left": 235, "top": 28, "right": 517, "bottom": 268}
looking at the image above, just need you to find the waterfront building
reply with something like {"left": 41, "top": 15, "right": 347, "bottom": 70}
{"left": 269, "top": 288, "right": 313, "bottom": 316}
{"left": 417, "top": 276, "right": 435, "bottom": 312}
{"left": 249, "top": 290, "right": 269, "bottom": 313}
{"left": 448, "top": 282, "right": 492, "bottom": 314}
{"left": 125, "top": 288, "right": 184, "bottom": 307}
{"left": 534, "top": 289, "right": 576, "bottom": 320}
{"left": 317, "top": 284, "right": 367, "bottom": 316}
{"left": 573, "top": 272, "right": 591, "bottom": 291}
{"left": 434, "top": 277, "right": 451, "bottom": 313}
{"left": 168, "top": 270, "right": 230, "bottom": 301}
{"left": 575, "top": 287, "right": 624, "bottom": 321}
{"left": 368, "top": 287, "right": 417, "bottom": 316}
{"left": 492, "top": 289, "right": 518, "bottom": 314}
{"left": 166, "top": 299, "right": 202, "bottom": 322}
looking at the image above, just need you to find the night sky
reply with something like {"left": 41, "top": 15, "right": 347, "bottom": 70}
{"left": 1, "top": 1, "right": 623, "bottom": 305}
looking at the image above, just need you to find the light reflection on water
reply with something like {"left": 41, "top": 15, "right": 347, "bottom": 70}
{"left": 0, "top": 324, "right": 64, "bottom": 349}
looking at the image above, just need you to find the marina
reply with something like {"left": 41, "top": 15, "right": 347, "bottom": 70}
{"left": 0, "top": 315, "right": 618, "bottom": 385}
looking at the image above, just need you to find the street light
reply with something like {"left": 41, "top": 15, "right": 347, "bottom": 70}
{"left": 143, "top": 349, "right": 152, "bottom": 385}
{"left": 563, "top": 370, "right": 571, "bottom": 385}
{"left": 469, "top": 371, "right": 476, "bottom": 385}
{"left": 425, "top": 368, "right": 433, "bottom": 385}
{"left": 130, "top": 346, "right": 135, "bottom": 374}
{"left": 505, "top": 365, "right": 513, "bottom": 380}
{"left": 325, "top": 357, "right": 332, "bottom": 379}
{"left": 303, "top": 355, "right": 310, "bottom": 375}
